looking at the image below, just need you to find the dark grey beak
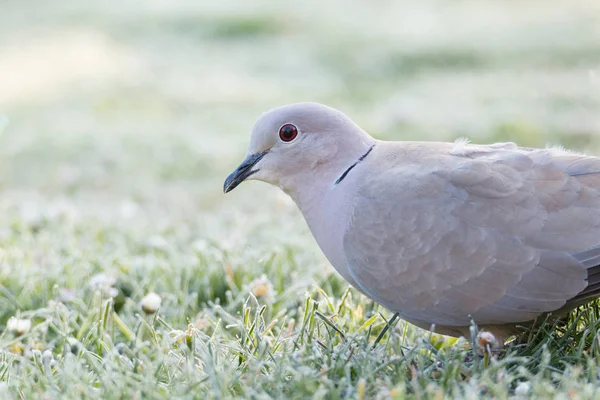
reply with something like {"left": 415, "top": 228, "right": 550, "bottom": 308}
{"left": 223, "top": 150, "right": 269, "bottom": 193}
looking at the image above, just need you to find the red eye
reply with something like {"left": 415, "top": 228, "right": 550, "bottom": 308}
{"left": 279, "top": 124, "right": 298, "bottom": 142}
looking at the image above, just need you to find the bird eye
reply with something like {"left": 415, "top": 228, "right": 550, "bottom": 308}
{"left": 279, "top": 124, "right": 298, "bottom": 142}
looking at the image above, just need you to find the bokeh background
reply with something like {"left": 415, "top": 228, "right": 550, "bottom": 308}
{"left": 0, "top": 1, "right": 600, "bottom": 396}
{"left": 2, "top": 1, "right": 599, "bottom": 206}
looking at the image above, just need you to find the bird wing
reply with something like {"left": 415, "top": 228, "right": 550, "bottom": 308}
{"left": 342, "top": 142, "right": 600, "bottom": 326}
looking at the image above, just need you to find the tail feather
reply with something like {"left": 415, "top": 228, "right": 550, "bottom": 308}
{"left": 586, "top": 265, "right": 600, "bottom": 286}
{"left": 563, "top": 260, "right": 600, "bottom": 308}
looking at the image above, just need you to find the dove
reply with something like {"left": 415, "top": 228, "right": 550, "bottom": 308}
{"left": 224, "top": 102, "right": 600, "bottom": 343}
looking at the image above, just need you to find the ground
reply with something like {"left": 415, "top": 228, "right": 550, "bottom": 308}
{"left": 0, "top": 1, "right": 600, "bottom": 398}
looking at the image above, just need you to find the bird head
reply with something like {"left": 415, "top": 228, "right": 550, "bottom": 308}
{"left": 223, "top": 102, "right": 375, "bottom": 195}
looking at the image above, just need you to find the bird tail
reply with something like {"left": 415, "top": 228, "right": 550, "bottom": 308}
{"left": 562, "top": 250, "right": 600, "bottom": 310}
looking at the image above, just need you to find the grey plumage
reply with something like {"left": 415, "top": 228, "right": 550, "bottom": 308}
{"left": 225, "top": 102, "right": 600, "bottom": 343}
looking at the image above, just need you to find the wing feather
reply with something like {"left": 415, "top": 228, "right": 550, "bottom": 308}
{"left": 343, "top": 143, "right": 600, "bottom": 327}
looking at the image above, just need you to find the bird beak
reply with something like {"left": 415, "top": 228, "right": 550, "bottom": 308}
{"left": 223, "top": 150, "right": 269, "bottom": 193}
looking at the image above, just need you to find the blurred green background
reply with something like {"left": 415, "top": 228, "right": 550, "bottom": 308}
{"left": 1, "top": 0, "right": 599, "bottom": 205}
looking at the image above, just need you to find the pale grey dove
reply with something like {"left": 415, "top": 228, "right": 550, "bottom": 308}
{"left": 224, "top": 102, "right": 600, "bottom": 343}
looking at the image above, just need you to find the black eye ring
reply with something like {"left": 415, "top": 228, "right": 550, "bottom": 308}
{"left": 279, "top": 124, "right": 298, "bottom": 142}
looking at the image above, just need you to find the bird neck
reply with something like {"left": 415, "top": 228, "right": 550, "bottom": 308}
{"left": 283, "top": 136, "right": 376, "bottom": 215}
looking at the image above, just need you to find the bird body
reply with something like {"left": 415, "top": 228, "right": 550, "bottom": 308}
{"left": 224, "top": 102, "right": 600, "bottom": 341}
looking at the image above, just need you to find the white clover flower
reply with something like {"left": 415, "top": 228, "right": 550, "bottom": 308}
{"left": 249, "top": 275, "right": 274, "bottom": 302}
{"left": 141, "top": 292, "right": 161, "bottom": 314}
{"left": 515, "top": 381, "right": 531, "bottom": 397}
{"left": 477, "top": 331, "right": 499, "bottom": 354}
{"left": 7, "top": 317, "right": 31, "bottom": 336}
